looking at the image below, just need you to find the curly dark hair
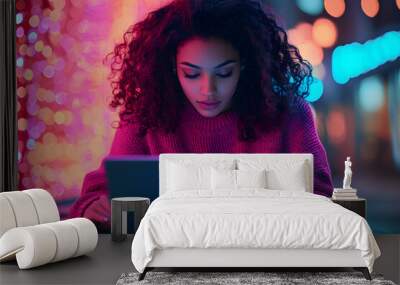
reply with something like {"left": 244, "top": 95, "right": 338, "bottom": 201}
{"left": 108, "top": 0, "right": 312, "bottom": 141}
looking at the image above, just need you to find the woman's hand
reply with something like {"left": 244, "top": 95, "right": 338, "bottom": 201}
{"left": 83, "top": 195, "right": 111, "bottom": 224}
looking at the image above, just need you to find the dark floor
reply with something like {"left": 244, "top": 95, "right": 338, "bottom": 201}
{"left": 0, "top": 235, "right": 134, "bottom": 285}
{"left": 1, "top": 234, "right": 399, "bottom": 285}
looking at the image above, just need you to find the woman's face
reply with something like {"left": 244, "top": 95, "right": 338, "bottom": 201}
{"left": 176, "top": 37, "right": 241, "bottom": 117}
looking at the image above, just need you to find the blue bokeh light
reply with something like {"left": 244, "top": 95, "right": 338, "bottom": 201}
{"left": 27, "top": 138, "right": 36, "bottom": 150}
{"left": 358, "top": 76, "right": 385, "bottom": 112}
{"left": 306, "top": 77, "right": 324, "bottom": 102}
{"left": 16, "top": 13, "right": 23, "bottom": 24}
{"left": 284, "top": 75, "right": 324, "bottom": 102}
{"left": 296, "top": 75, "right": 324, "bottom": 102}
{"left": 296, "top": 0, "right": 323, "bottom": 16}
{"left": 332, "top": 31, "right": 400, "bottom": 84}
{"left": 16, "top": 57, "right": 24, "bottom": 67}
{"left": 28, "top": 31, "right": 38, "bottom": 43}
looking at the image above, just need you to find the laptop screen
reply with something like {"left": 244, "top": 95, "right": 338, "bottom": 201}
{"left": 105, "top": 155, "right": 159, "bottom": 201}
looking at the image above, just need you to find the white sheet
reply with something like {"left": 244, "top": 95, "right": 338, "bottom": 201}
{"left": 131, "top": 190, "right": 380, "bottom": 273}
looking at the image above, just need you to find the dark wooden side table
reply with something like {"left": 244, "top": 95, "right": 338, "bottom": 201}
{"left": 111, "top": 197, "right": 150, "bottom": 242}
{"left": 331, "top": 198, "right": 366, "bottom": 218}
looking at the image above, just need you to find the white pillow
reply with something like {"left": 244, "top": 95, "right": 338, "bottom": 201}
{"left": 238, "top": 159, "right": 308, "bottom": 192}
{"left": 266, "top": 166, "right": 307, "bottom": 191}
{"left": 167, "top": 162, "right": 210, "bottom": 191}
{"left": 167, "top": 160, "right": 236, "bottom": 192}
{"left": 211, "top": 168, "right": 267, "bottom": 190}
{"left": 211, "top": 168, "right": 236, "bottom": 190}
{"left": 236, "top": 169, "right": 267, "bottom": 188}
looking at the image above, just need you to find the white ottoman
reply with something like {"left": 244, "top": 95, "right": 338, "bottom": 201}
{"left": 0, "top": 189, "right": 98, "bottom": 269}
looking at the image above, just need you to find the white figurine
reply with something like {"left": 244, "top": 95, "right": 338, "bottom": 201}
{"left": 343, "top": 156, "right": 352, "bottom": 189}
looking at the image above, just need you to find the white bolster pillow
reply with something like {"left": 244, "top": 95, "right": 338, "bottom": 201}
{"left": 0, "top": 218, "right": 98, "bottom": 269}
{"left": 0, "top": 189, "right": 60, "bottom": 238}
{"left": 0, "top": 225, "right": 57, "bottom": 268}
{"left": 0, "top": 191, "right": 39, "bottom": 228}
{"left": 65, "top": 218, "right": 98, "bottom": 257}
{"left": 0, "top": 196, "right": 17, "bottom": 237}
{"left": 23, "top": 189, "right": 60, "bottom": 224}
{"left": 42, "top": 221, "right": 79, "bottom": 262}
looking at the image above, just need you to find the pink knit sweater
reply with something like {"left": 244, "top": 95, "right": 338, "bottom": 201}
{"left": 70, "top": 99, "right": 334, "bottom": 230}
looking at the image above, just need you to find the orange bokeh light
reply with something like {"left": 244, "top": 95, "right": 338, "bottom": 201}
{"left": 361, "top": 0, "right": 380, "bottom": 17}
{"left": 326, "top": 110, "right": 346, "bottom": 144}
{"left": 297, "top": 41, "right": 324, "bottom": 66}
{"left": 287, "top": 22, "right": 313, "bottom": 46}
{"left": 312, "top": 18, "right": 337, "bottom": 48}
{"left": 324, "top": 0, "right": 345, "bottom": 18}
{"left": 397, "top": 0, "right": 400, "bottom": 10}
{"left": 313, "top": 64, "right": 326, "bottom": 79}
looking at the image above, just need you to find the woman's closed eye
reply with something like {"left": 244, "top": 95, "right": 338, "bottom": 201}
{"left": 183, "top": 72, "right": 200, "bottom": 79}
{"left": 216, "top": 70, "right": 233, "bottom": 78}
{"left": 183, "top": 69, "right": 233, "bottom": 79}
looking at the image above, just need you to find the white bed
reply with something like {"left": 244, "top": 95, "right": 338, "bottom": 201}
{"left": 131, "top": 154, "right": 380, "bottom": 280}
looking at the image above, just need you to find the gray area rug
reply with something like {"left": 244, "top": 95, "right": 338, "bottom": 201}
{"left": 116, "top": 271, "right": 396, "bottom": 285}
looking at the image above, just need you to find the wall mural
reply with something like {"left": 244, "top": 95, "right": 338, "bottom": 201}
{"left": 16, "top": 0, "right": 400, "bottom": 233}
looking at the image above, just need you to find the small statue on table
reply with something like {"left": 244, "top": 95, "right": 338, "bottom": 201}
{"left": 333, "top": 157, "right": 358, "bottom": 200}
{"left": 343, "top": 156, "right": 352, "bottom": 189}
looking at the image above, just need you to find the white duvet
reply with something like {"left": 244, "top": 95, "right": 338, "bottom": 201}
{"left": 131, "top": 190, "right": 380, "bottom": 273}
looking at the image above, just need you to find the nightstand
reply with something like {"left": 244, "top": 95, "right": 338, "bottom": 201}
{"left": 331, "top": 198, "right": 366, "bottom": 218}
{"left": 111, "top": 197, "right": 150, "bottom": 242}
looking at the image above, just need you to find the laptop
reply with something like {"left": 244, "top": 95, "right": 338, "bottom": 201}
{"left": 104, "top": 155, "right": 160, "bottom": 202}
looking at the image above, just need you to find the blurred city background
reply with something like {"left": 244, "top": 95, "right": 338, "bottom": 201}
{"left": 15, "top": 0, "right": 400, "bottom": 233}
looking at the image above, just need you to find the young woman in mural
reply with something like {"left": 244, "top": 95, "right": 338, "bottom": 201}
{"left": 70, "top": 0, "right": 334, "bottom": 231}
